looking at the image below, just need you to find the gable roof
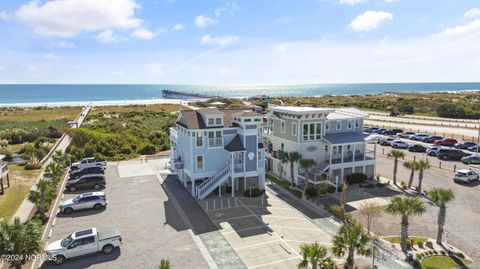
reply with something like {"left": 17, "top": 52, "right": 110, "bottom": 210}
{"left": 224, "top": 134, "right": 245, "bottom": 152}
{"left": 177, "top": 108, "right": 262, "bottom": 129}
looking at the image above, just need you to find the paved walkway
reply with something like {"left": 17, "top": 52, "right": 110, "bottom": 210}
{"left": 11, "top": 106, "right": 91, "bottom": 222}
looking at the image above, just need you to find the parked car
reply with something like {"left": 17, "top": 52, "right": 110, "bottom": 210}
{"left": 372, "top": 128, "right": 387, "bottom": 134}
{"left": 437, "top": 149, "right": 468, "bottom": 160}
{"left": 363, "top": 127, "right": 379, "bottom": 133}
{"left": 70, "top": 166, "right": 105, "bottom": 179}
{"left": 434, "top": 138, "right": 458, "bottom": 147}
{"left": 409, "top": 134, "right": 429, "bottom": 141}
{"left": 408, "top": 144, "right": 427, "bottom": 152}
{"left": 391, "top": 140, "right": 410, "bottom": 149}
{"left": 461, "top": 155, "right": 480, "bottom": 165}
{"left": 468, "top": 145, "right": 480, "bottom": 152}
{"left": 453, "top": 169, "right": 479, "bottom": 183}
{"left": 426, "top": 146, "right": 442, "bottom": 156}
{"left": 454, "top": 141, "right": 477, "bottom": 150}
{"left": 65, "top": 174, "right": 106, "bottom": 192}
{"left": 422, "top": 135, "right": 443, "bottom": 143}
{"left": 378, "top": 137, "right": 395, "bottom": 146}
{"left": 46, "top": 227, "right": 122, "bottom": 265}
{"left": 70, "top": 157, "right": 107, "bottom": 171}
{"left": 397, "top": 132, "right": 415, "bottom": 138}
{"left": 59, "top": 192, "right": 107, "bottom": 214}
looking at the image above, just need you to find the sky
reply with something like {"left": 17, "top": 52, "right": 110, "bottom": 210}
{"left": 0, "top": 0, "right": 480, "bottom": 84}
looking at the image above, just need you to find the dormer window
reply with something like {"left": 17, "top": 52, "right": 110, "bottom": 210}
{"left": 355, "top": 120, "right": 359, "bottom": 128}
{"left": 347, "top": 121, "right": 352, "bottom": 129}
{"left": 208, "top": 118, "right": 215, "bottom": 125}
{"left": 215, "top": 118, "right": 222, "bottom": 125}
{"left": 207, "top": 117, "right": 223, "bottom": 126}
{"left": 336, "top": 122, "right": 341, "bottom": 130}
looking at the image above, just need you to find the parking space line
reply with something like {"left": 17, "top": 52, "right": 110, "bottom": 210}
{"left": 235, "top": 198, "right": 238, "bottom": 207}
{"left": 227, "top": 197, "right": 231, "bottom": 208}
{"left": 221, "top": 224, "right": 269, "bottom": 235}
{"left": 234, "top": 239, "right": 282, "bottom": 250}
{"left": 214, "top": 214, "right": 257, "bottom": 223}
{"left": 205, "top": 200, "right": 208, "bottom": 212}
{"left": 220, "top": 198, "right": 223, "bottom": 210}
{"left": 249, "top": 256, "right": 300, "bottom": 269}
{"left": 268, "top": 225, "right": 324, "bottom": 231}
{"left": 213, "top": 199, "right": 216, "bottom": 211}
{"left": 258, "top": 215, "right": 306, "bottom": 220}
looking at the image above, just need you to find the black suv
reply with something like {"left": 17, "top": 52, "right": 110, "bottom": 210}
{"left": 437, "top": 149, "right": 468, "bottom": 160}
{"left": 69, "top": 166, "right": 105, "bottom": 179}
{"left": 65, "top": 174, "right": 106, "bottom": 192}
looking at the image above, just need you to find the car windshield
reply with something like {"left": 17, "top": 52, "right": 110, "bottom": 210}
{"left": 61, "top": 235, "right": 74, "bottom": 247}
{"left": 73, "top": 196, "right": 80, "bottom": 203}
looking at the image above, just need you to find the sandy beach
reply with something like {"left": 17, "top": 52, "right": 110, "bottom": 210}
{"left": 0, "top": 98, "right": 190, "bottom": 108}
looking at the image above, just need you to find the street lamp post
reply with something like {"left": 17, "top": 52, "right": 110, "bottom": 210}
{"left": 477, "top": 117, "right": 480, "bottom": 156}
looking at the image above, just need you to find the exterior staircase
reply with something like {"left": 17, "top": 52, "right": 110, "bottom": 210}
{"left": 310, "top": 161, "right": 330, "bottom": 174}
{"left": 196, "top": 164, "right": 231, "bottom": 200}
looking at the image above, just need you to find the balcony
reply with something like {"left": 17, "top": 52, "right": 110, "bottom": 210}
{"left": 208, "top": 137, "right": 223, "bottom": 147}
{"left": 1, "top": 162, "right": 8, "bottom": 178}
{"left": 169, "top": 127, "right": 178, "bottom": 144}
{"left": 330, "top": 150, "right": 375, "bottom": 164}
{"left": 234, "top": 163, "right": 244, "bottom": 173}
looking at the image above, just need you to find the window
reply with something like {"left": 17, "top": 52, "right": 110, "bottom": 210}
{"left": 196, "top": 132, "right": 203, "bottom": 147}
{"left": 244, "top": 118, "right": 252, "bottom": 122}
{"left": 326, "top": 122, "right": 330, "bottom": 131}
{"left": 215, "top": 117, "right": 222, "bottom": 125}
{"left": 208, "top": 131, "right": 222, "bottom": 147}
{"left": 281, "top": 120, "right": 285, "bottom": 133}
{"left": 196, "top": 155, "right": 204, "bottom": 171}
{"left": 355, "top": 120, "right": 359, "bottom": 128}
{"left": 347, "top": 121, "right": 352, "bottom": 129}
{"left": 336, "top": 122, "right": 341, "bottom": 130}
{"left": 254, "top": 118, "right": 261, "bottom": 122}
{"left": 208, "top": 118, "right": 214, "bottom": 125}
{"left": 302, "top": 123, "right": 322, "bottom": 141}
{"left": 281, "top": 143, "right": 285, "bottom": 152}
{"left": 292, "top": 122, "right": 297, "bottom": 136}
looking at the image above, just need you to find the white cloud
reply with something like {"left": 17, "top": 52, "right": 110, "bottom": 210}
{"left": 201, "top": 34, "right": 239, "bottom": 47}
{"left": 0, "top": 65, "right": 6, "bottom": 72}
{"left": 172, "top": 23, "right": 186, "bottom": 31}
{"left": 96, "top": 29, "right": 119, "bottom": 43}
{"left": 0, "top": 11, "right": 9, "bottom": 21}
{"left": 216, "top": 67, "right": 238, "bottom": 76}
{"left": 16, "top": 0, "right": 142, "bottom": 37}
{"left": 53, "top": 41, "right": 75, "bottom": 48}
{"left": 214, "top": 2, "right": 239, "bottom": 16}
{"left": 194, "top": 15, "right": 218, "bottom": 28}
{"left": 436, "top": 19, "right": 480, "bottom": 37}
{"left": 145, "top": 63, "right": 163, "bottom": 77}
{"left": 131, "top": 28, "right": 155, "bottom": 40}
{"left": 44, "top": 53, "right": 59, "bottom": 60}
{"left": 276, "top": 43, "right": 295, "bottom": 53}
{"left": 112, "top": 70, "right": 124, "bottom": 76}
{"left": 348, "top": 10, "right": 393, "bottom": 32}
{"left": 464, "top": 8, "right": 480, "bottom": 19}
{"left": 339, "top": 0, "right": 368, "bottom": 5}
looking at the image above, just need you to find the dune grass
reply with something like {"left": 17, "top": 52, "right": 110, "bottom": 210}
{"left": 383, "top": 236, "right": 428, "bottom": 245}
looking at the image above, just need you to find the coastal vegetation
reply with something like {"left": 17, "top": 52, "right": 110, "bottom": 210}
{"left": 67, "top": 104, "right": 181, "bottom": 161}
{"left": 270, "top": 92, "right": 480, "bottom": 119}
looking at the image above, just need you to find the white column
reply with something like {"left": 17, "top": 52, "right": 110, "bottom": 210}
{"left": 341, "top": 145, "right": 344, "bottom": 163}
{"left": 341, "top": 169, "right": 344, "bottom": 184}
{"left": 329, "top": 145, "right": 333, "bottom": 165}
{"left": 218, "top": 184, "right": 221, "bottom": 197}
{"left": 353, "top": 144, "right": 356, "bottom": 162}
{"left": 244, "top": 177, "right": 247, "bottom": 190}
{"left": 232, "top": 177, "right": 235, "bottom": 197}
{"left": 191, "top": 178, "right": 195, "bottom": 197}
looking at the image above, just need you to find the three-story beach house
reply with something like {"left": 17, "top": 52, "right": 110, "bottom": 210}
{"left": 169, "top": 108, "right": 265, "bottom": 199}
{"left": 265, "top": 106, "right": 376, "bottom": 187}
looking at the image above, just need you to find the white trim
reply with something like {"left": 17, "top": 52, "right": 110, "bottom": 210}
{"left": 280, "top": 119, "right": 285, "bottom": 133}
{"left": 292, "top": 122, "right": 297, "bottom": 136}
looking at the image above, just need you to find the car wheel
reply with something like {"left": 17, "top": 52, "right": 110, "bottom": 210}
{"left": 94, "top": 184, "right": 100, "bottom": 190}
{"left": 52, "top": 255, "right": 66, "bottom": 265}
{"left": 393, "top": 145, "right": 398, "bottom": 148}
{"left": 442, "top": 156, "right": 448, "bottom": 160}
{"left": 69, "top": 186, "right": 77, "bottom": 192}
{"left": 94, "top": 203, "right": 103, "bottom": 210}
{"left": 102, "top": 244, "right": 114, "bottom": 254}
{"left": 64, "top": 207, "right": 74, "bottom": 214}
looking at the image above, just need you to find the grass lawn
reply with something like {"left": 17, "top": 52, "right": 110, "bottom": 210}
{"left": 266, "top": 172, "right": 303, "bottom": 198}
{"left": 383, "top": 236, "right": 428, "bottom": 245}
{"left": 421, "top": 256, "right": 472, "bottom": 269}
{"left": 0, "top": 106, "right": 81, "bottom": 121}
{"left": 90, "top": 104, "right": 183, "bottom": 115}
{"left": 0, "top": 164, "right": 42, "bottom": 220}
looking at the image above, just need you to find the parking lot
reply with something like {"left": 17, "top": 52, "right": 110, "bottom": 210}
{"left": 40, "top": 161, "right": 209, "bottom": 269}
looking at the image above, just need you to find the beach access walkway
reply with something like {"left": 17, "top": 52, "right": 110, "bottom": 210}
{"left": 11, "top": 106, "right": 91, "bottom": 223}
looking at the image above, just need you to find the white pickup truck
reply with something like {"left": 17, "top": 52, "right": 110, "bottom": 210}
{"left": 46, "top": 227, "right": 122, "bottom": 265}
{"left": 70, "top": 157, "right": 107, "bottom": 170}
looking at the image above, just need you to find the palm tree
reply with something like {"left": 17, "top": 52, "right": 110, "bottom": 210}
{"left": 332, "top": 223, "right": 371, "bottom": 269}
{"left": 385, "top": 196, "right": 425, "bottom": 252}
{"left": 387, "top": 150, "right": 405, "bottom": 185}
{"left": 289, "top": 151, "right": 302, "bottom": 185}
{"left": 280, "top": 151, "right": 290, "bottom": 179}
{"left": 403, "top": 161, "right": 419, "bottom": 189}
{"left": 298, "top": 242, "right": 333, "bottom": 269}
{"left": 428, "top": 188, "right": 455, "bottom": 244}
{"left": 299, "top": 159, "right": 316, "bottom": 194}
{"left": 0, "top": 218, "right": 41, "bottom": 269}
{"left": 416, "top": 160, "right": 430, "bottom": 194}
{"left": 158, "top": 259, "right": 171, "bottom": 269}
{"left": 28, "top": 178, "right": 57, "bottom": 222}
{"left": 45, "top": 161, "right": 64, "bottom": 183}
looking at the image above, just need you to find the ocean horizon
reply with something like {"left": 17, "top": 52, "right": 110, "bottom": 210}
{"left": 0, "top": 83, "right": 480, "bottom": 105}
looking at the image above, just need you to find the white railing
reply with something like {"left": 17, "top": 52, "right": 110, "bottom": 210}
{"left": 197, "top": 164, "right": 231, "bottom": 199}
{"left": 169, "top": 127, "right": 178, "bottom": 143}
{"left": 1, "top": 162, "right": 8, "bottom": 177}
{"left": 234, "top": 163, "right": 243, "bottom": 173}
{"left": 208, "top": 137, "right": 223, "bottom": 147}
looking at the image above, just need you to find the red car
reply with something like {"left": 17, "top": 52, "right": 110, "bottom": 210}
{"left": 434, "top": 138, "right": 458, "bottom": 147}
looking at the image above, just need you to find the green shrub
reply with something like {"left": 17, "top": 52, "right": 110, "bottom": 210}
{"left": 244, "top": 188, "right": 264, "bottom": 197}
{"left": 417, "top": 241, "right": 424, "bottom": 248}
{"left": 455, "top": 252, "right": 465, "bottom": 259}
{"left": 439, "top": 250, "right": 446, "bottom": 255}
{"left": 305, "top": 187, "right": 317, "bottom": 198}
{"left": 139, "top": 144, "right": 157, "bottom": 155}
{"left": 432, "top": 250, "right": 438, "bottom": 255}
{"left": 345, "top": 173, "right": 367, "bottom": 184}
{"left": 406, "top": 240, "right": 411, "bottom": 249}
{"left": 415, "top": 253, "right": 422, "bottom": 260}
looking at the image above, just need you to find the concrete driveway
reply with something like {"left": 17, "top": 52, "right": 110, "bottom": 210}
{"left": 40, "top": 162, "right": 209, "bottom": 269}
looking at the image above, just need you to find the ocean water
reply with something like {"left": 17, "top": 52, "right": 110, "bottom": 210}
{"left": 0, "top": 83, "right": 479, "bottom": 104}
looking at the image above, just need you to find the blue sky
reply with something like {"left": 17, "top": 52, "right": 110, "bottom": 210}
{"left": 0, "top": 0, "right": 479, "bottom": 84}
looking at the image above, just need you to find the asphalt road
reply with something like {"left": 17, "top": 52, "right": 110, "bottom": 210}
{"left": 368, "top": 115, "right": 480, "bottom": 129}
